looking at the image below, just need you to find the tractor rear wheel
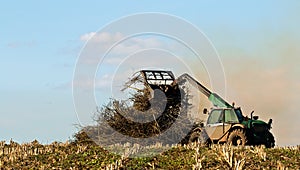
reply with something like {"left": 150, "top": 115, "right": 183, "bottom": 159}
{"left": 227, "top": 129, "right": 247, "bottom": 146}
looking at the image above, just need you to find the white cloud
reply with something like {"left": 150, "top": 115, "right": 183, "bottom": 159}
{"left": 80, "top": 32, "right": 123, "bottom": 43}
{"left": 74, "top": 31, "right": 199, "bottom": 103}
{"left": 75, "top": 31, "right": 198, "bottom": 90}
{"left": 78, "top": 32, "right": 170, "bottom": 65}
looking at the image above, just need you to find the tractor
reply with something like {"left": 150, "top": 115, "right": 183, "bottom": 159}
{"left": 178, "top": 73, "right": 275, "bottom": 147}
{"left": 188, "top": 107, "right": 275, "bottom": 148}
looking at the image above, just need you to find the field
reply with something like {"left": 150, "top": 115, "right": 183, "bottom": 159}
{"left": 0, "top": 140, "right": 299, "bottom": 169}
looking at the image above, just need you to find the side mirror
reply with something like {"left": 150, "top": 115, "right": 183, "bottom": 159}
{"left": 203, "top": 108, "right": 208, "bottom": 114}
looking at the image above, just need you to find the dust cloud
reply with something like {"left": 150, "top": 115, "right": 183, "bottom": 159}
{"left": 219, "top": 35, "right": 300, "bottom": 146}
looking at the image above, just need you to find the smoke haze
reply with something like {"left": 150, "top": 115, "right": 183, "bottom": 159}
{"left": 217, "top": 34, "right": 300, "bottom": 146}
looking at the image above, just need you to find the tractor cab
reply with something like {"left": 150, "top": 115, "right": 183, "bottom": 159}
{"left": 205, "top": 108, "right": 242, "bottom": 142}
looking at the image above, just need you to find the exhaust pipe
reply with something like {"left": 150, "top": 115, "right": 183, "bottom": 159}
{"left": 250, "top": 110, "right": 254, "bottom": 119}
{"left": 268, "top": 119, "right": 273, "bottom": 129}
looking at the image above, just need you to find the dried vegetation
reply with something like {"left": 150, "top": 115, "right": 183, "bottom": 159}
{"left": 0, "top": 140, "right": 299, "bottom": 169}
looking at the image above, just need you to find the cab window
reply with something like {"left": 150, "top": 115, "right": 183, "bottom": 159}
{"left": 224, "top": 109, "right": 239, "bottom": 123}
{"left": 207, "top": 110, "right": 223, "bottom": 124}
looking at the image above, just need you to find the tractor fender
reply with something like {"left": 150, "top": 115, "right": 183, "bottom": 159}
{"left": 191, "top": 127, "right": 203, "bottom": 132}
{"left": 231, "top": 124, "right": 245, "bottom": 129}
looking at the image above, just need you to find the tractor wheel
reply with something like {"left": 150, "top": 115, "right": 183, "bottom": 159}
{"left": 189, "top": 130, "right": 210, "bottom": 145}
{"left": 227, "top": 129, "right": 247, "bottom": 146}
{"left": 189, "top": 131, "right": 201, "bottom": 143}
{"left": 265, "top": 132, "right": 275, "bottom": 148}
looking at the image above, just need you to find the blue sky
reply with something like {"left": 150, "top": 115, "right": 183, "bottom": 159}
{"left": 1, "top": 1, "right": 300, "bottom": 146}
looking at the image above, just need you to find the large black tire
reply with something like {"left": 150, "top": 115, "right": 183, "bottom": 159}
{"left": 265, "top": 132, "right": 275, "bottom": 148}
{"left": 227, "top": 129, "right": 247, "bottom": 146}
